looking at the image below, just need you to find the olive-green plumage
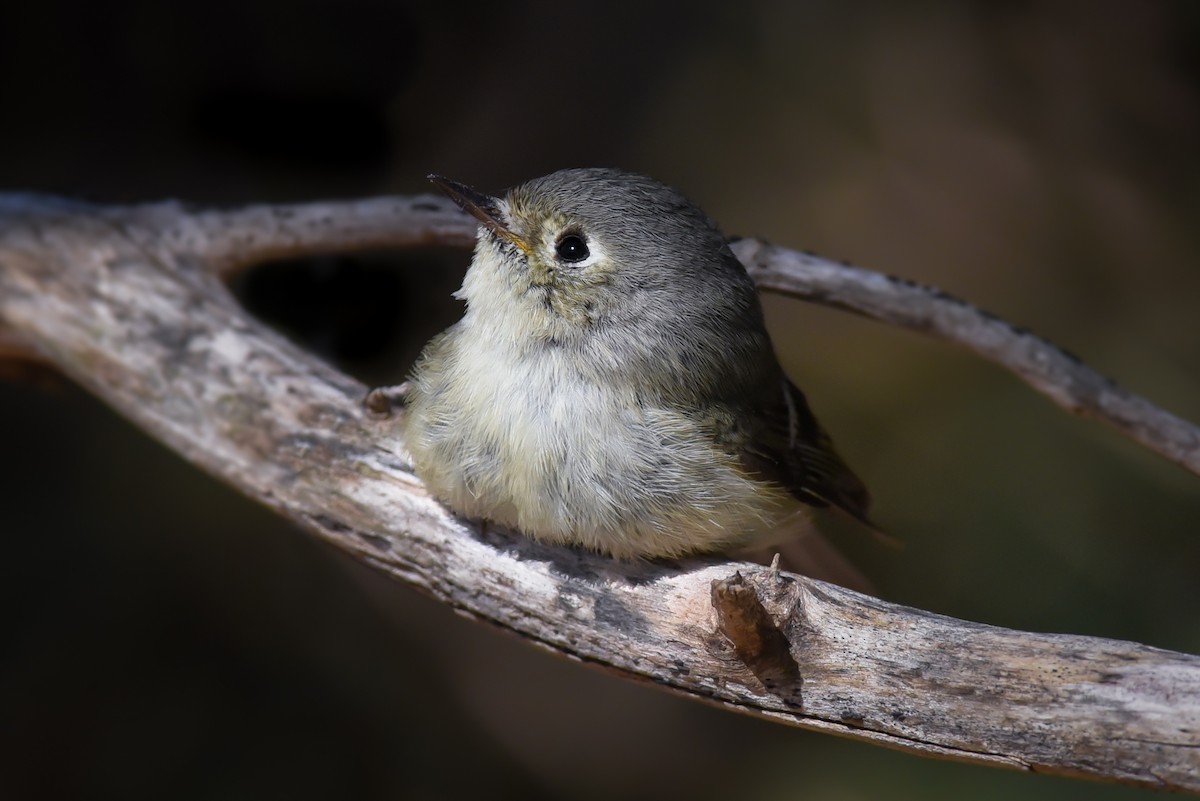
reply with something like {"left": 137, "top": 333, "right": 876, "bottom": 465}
{"left": 403, "top": 168, "right": 869, "bottom": 559}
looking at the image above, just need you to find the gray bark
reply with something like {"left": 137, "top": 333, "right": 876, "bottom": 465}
{"left": 1, "top": 194, "right": 1196, "bottom": 793}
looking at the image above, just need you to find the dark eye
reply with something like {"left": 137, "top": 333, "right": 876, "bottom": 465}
{"left": 555, "top": 233, "right": 589, "bottom": 263}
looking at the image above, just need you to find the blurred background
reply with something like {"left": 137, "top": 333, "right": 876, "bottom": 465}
{"left": 2, "top": 1, "right": 1199, "bottom": 798}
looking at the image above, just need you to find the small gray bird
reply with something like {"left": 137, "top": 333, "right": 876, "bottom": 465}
{"left": 403, "top": 168, "right": 870, "bottom": 560}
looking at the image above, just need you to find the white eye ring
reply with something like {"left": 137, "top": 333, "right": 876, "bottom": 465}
{"left": 555, "top": 233, "right": 589, "bottom": 262}
{"left": 553, "top": 232, "right": 605, "bottom": 268}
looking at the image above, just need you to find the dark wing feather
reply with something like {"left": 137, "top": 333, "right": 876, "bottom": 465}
{"left": 740, "top": 377, "right": 873, "bottom": 526}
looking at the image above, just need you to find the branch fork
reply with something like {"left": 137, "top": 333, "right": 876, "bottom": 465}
{"left": 1, "top": 194, "right": 1196, "bottom": 792}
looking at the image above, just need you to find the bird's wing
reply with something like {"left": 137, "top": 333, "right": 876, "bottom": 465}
{"left": 739, "top": 377, "right": 873, "bottom": 526}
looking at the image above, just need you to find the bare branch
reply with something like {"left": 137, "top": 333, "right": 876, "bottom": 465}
{"left": 730, "top": 239, "right": 1200, "bottom": 477}
{"left": 1, "top": 194, "right": 1197, "bottom": 793}
{"left": 96, "top": 193, "right": 1199, "bottom": 477}
{"left": 161, "top": 195, "right": 477, "bottom": 274}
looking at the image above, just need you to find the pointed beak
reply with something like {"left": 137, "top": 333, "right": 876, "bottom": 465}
{"left": 428, "top": 174, "right": 530, "bottom": 254}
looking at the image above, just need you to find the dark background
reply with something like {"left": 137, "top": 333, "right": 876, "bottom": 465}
{"left": 3, "top": 1, "right": 1199, "bottom": 799}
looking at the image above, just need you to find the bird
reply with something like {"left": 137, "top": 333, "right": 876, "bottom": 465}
{"left": 400, "top": 168, "right": 871, "bottom": 562}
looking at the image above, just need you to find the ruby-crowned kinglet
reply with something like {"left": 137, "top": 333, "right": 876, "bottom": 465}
{"left": 402, "top": 168, "right": 870, "bottom": 560}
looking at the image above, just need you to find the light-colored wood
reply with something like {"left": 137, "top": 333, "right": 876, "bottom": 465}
{"left": 730, "top": 238, "right": 1200, "bottom": 477}
{"left": 1, "top": 194, "right": 1196, "bottom": 793}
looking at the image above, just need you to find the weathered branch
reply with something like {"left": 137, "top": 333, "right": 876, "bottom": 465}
{"left": 94, "top": 192, "right": 1200, "bottom": 477}
{"left": 729, "top": 239, "right": 1200, "bottom": 477}
{"left": 0, "top": 194, "right": 1196, "bottom": 793}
